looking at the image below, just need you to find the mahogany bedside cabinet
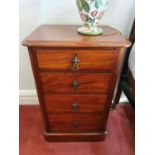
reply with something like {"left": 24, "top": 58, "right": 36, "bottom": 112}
{"left": 22, "top": 25, "right": 130, "bottom": 141}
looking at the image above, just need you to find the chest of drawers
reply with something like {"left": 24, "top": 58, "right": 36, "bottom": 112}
{"left": 22, "top": 25, "right": 130, "bottom": 141}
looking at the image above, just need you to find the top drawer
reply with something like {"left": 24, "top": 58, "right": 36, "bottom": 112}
{"left": 36, "top": 49, "right": 116, "bottom": 72}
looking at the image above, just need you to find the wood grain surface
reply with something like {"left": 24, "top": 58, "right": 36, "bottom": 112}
{"left": 23, "top": 25, "right": 131, "bottom": 141}
{"left": 40, "top": 72, "right": 111, "bottom": 94}
{"left": 36, "top": 49, "right": 116, "bottom": 72}
{"left": 48, "top": 113, "right": 105, "bottom": 133}
{"left": 22, "top": 25, "right": 131, "bottom": 48}
{"left": 44, "top": 94, "right": 107, "bottom": 114}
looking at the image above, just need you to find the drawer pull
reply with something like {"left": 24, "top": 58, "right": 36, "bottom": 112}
{"left": 72, "top": 53, "right": 79, "bottom": 72}
{"left": 71, "top": 102, "right": 79, "bottom": 112}
{"left": 72, "top": 121, "right": 79, "bottom": 128}
{"left": 71, "top": 80, "right": 79, "bottom": 90}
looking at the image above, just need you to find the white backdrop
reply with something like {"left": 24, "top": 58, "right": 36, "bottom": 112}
{"left": 19, "top": 0, "right": 135, "bottom": 103}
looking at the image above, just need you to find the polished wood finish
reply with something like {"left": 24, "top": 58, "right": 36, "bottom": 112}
{"left": 36, "top": 49, "right": 116, "bottom": 72}
{"left": 40, "top": 72, "right": 111, "bottom": 94}
{"left": 22, "top": 25, "right": 130, "bottom": 48}
{"left": 22, "top": 25, "right": 130, "bottom": 141}
{"left": 28, "top": 48, "right": 50, "bottom": 132}
{"left": 44, "top": 132, "right": 106, "bottom": 142}
{"left": 44, "top": 95, "right": 107, "bottom": 113}
{"left": 48, "top": 113, "right": 105, "bottom": 132}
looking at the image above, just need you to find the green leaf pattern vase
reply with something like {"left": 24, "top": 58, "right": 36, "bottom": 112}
{"left": 76, "top": 0, "right": 110, "bottom": 35}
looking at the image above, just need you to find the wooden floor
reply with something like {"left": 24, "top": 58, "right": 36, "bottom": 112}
{"left": 19, "top": 104, "right": 135, "bottom": 155}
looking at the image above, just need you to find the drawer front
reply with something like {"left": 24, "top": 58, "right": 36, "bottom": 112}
{"left": 48, "top": 114, "right": 104, "bottom": 132}
{"left": 36, "top": 50, "right": 116, "bottom": 72}
{"left": 44, "top": 95, "right": 107, "bottom": 113}
{"left": 40, "top": 72, "right": 111, "bottom": 94}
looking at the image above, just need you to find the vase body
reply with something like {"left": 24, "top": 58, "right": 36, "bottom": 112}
{"left": 76, "top": 0, "right": 110, "bottom": 35}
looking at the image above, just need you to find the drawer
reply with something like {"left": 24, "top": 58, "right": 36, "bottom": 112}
{"left": 36, "top": 50, "right": 116, "bottom": 72}
{"left": 44, "top": 95, "right": 107, "bottom": 114}
{"left": 40, "top": 72, "right": 111, "bottom": 94}
{"left": 48, "top": 114, "right": 105, "bottom": 132}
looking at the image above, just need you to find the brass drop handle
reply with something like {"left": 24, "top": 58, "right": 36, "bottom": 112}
{"left": 72, "top": 53, "right": 80, "bottom": 72}
{"left": 71, "top": 102, "right": 79, "bottom": 112}
{"left": 72, "top": 121, "right": 79, "bottom": 128}
{"left": 71, "top": 80, "right": 79, "bottom": 90}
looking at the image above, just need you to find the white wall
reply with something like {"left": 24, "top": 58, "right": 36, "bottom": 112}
{"left": 19, "top": 0, "right": 135, "bottom": 104}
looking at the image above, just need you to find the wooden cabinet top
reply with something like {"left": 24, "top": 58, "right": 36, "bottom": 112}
{"left": 22, "top": 25, "right": 130, "bottom": 48}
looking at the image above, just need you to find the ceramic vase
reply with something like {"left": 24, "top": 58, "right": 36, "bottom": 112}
{"left": 76, "top": 0, "right": 110, "bottom": 35}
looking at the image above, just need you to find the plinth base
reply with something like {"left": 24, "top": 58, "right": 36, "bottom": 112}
{"left": 44, "top": 131, "right": 107, "bottom": 142}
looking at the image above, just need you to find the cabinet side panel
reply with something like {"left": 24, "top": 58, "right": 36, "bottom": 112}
{"left": 28, "top": 47, "right": 50, "bottom": 132}
{"left": 102, "top": 48, "right": 126, "bottom": 128}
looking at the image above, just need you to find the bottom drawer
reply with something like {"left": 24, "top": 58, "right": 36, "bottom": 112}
{"left": 48, "top": 114, "right": 105, "bottom": 133}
